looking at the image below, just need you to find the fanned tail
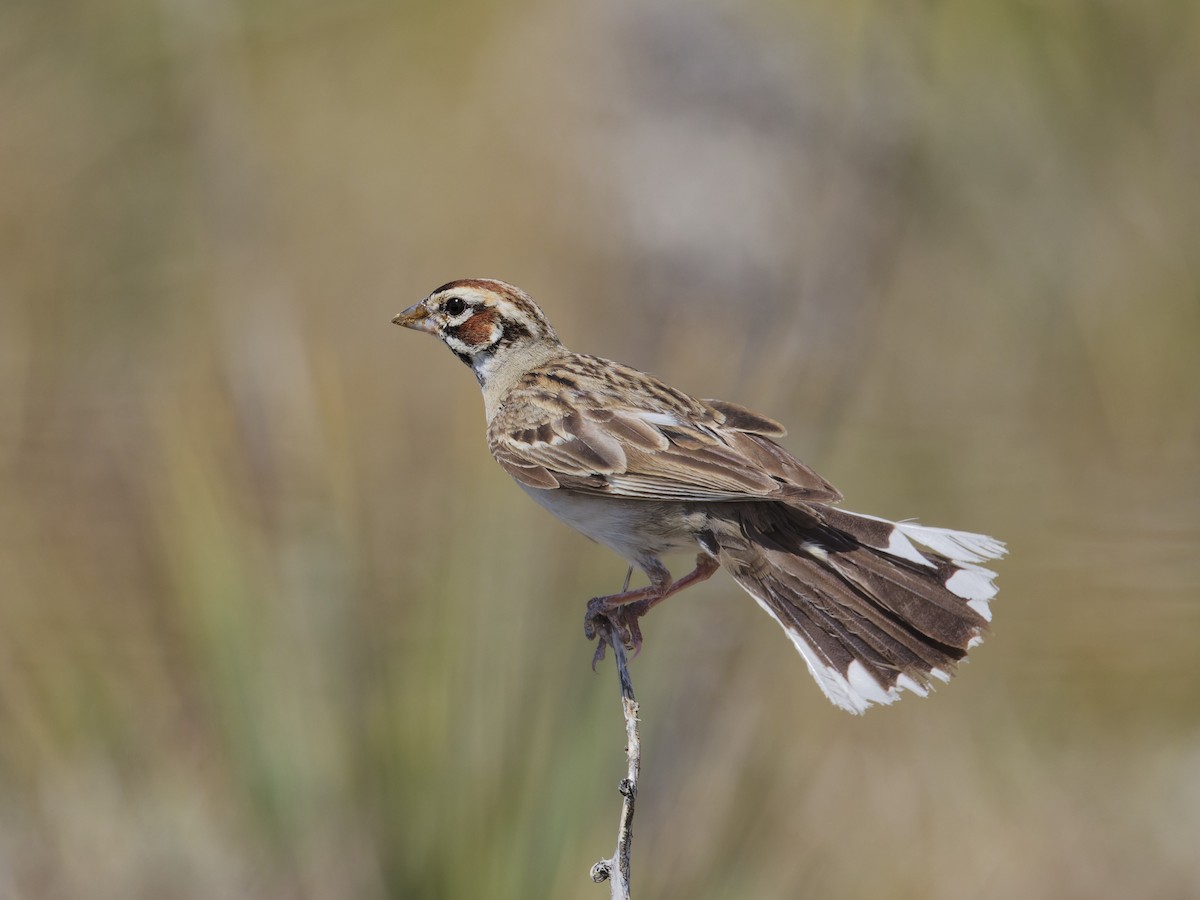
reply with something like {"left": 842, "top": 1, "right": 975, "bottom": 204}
{"left": 713, "top": 503, "right": 1006, "bottom": 714}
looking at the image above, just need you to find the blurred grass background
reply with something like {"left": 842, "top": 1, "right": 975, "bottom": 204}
{"left": 2, "top": 0, "right": 1199, "bottom": 897}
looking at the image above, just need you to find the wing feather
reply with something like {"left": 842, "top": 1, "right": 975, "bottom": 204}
{"left": 487, "top": 358, "right": 840, "bottom": 504}
{"left": 703, "top": 399, "right": 787, "bottom": 437}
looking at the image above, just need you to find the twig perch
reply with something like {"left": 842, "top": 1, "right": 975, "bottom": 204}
{"left": 589, "top": 625, "right": 640, "bottom": 899}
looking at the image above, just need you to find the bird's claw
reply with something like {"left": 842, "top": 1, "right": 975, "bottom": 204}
{"left": 585, "top": 598, "right": 647, "bottom": 670}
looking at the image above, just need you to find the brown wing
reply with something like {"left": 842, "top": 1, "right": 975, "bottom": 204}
{"left": 487, "top": 357, "right": 842, "bottom": 505}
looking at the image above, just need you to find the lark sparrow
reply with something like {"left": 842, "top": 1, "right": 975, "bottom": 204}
{"left": 394, "top": 279, "right": 1005, "bottom": 714}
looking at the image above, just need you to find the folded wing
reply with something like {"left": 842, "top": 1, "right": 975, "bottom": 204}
{"left": 487, "top": 359, "right": 840, "bottom": 505}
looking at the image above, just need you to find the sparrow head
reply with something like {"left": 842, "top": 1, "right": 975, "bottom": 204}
{"left": 393, "top": 279, "right": 561, "bottom": 381}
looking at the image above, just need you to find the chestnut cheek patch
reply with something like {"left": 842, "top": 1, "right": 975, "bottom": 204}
{"left": 454, "top": 308, "right": 500, "bottom": 347}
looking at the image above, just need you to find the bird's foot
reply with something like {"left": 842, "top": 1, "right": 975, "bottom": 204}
{"left": 582, "top": 555, "right": 719, "bottom": 669}
{"left": 584, "top": 594, "right": 655, "bottom": 669}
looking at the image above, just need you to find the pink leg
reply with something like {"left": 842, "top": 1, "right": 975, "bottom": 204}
{"left": 633, "top": 553, "right": 720, "bottom": 615}
{"left": 586, "top": 553, "right": 721, "bottom": 665}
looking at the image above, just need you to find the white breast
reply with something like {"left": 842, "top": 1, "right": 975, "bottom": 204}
{"left": 517, "top": 484, "right": 702, "bottom": 564}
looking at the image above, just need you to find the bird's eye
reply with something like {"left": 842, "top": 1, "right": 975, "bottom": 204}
{"left": 444, "top": 297, "right": 467, "bottom": 316}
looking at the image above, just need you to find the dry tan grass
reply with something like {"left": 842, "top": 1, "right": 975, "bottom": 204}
{"left": 1, "top": 1, "right": 1198, "bottom": 897}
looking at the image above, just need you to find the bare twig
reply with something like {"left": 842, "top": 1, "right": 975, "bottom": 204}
{"left": 589, "top": 625, "right": 640, "bottom": 899}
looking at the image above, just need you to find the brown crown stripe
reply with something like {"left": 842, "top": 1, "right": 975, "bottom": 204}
{"left": 432, "top": 278, "right": 504, "bottom": 296}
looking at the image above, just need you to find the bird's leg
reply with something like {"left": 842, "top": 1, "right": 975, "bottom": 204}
{"left": 585, "top": 554, "right": 721, "bottom": 666}
{"left": 626, "top": 553, "right": 720, "bottom": 619}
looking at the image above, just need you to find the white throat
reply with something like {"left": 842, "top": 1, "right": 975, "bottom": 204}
{"left": 471, "top": 350, "right": 497, "bottom": 386}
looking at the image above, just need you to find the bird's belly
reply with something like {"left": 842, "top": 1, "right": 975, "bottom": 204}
{"left": 517, "top": 485, "right": 702, "bottom": 563}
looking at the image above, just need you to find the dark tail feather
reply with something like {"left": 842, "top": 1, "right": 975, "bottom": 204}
{"left": 715, "top": 504, "right": 1005, "bottom": 714}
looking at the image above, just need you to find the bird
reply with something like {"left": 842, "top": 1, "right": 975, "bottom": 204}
{"left": 393, "top": 278, "right": 1005, "bottom": 714}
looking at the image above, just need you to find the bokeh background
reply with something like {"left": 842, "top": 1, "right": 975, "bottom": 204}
{"left": 3, "top": 0, "right": 1199, "bottom": 897}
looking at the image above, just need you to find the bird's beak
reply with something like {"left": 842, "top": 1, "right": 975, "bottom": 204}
{"left": 392, "top": 303, "right": 438, "bottom": 335}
